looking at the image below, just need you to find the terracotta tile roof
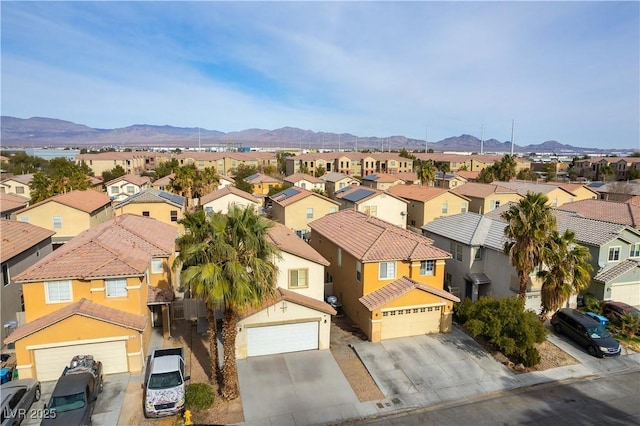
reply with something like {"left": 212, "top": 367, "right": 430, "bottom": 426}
{"left": 104, "top": 174, "right": 151, "bottom": 187}
{"left": 147, "top": 286, "right": 176, "bottom": 304}
{"left": 200, "top": 186, "right": 259, "bottom": 205}
{"left": 394, "top": 172, "right": 419, "bottom": 183}
{"left": 88, "top": 176, "right": 104, "bottom": 186}
{"left": 319, "top": 172, "right": 355, "bottom": 183}
{"left": 557, "top": 199, "right": 640, "bottom": 228}
{"left": 497, "top": 180, "right": 576, "bottom": 197}
{"left": 594, "top": 259, "right": 640, "bottom": 283}
{"left": 14, "top": 214, "right": 176, "bottom": 282}
{"left": 283, "top": 173, "right": 324, "bottom": 184}
{"left": 359, "top": 276, "right": 460, "bottom": 311}
{"left": 309, "top": 209, "right": 451, "bottom": 262}
{"left": 1, "top": 174, "right": 34, "bottom": 185}
{"left": 240, "top": 287, "right": 336, "bottom": 319}
{"left": 18, "top": 190, "right": 111, "bottom": 215}
{"left": 4, "top": 298, "right": 147, "bottom": 344}
{"left": 1, "top": 220, "right": 55, "bottom": 262}
{"left": 271, "top": 187, "right": 339, "bottom": 208}
{"left": 267, "top": 221, "right": 329, "bottom": 266}
{"left": 451, "top": 182, "right": 521, "bottom": 198}
{"left": 76, "top": 152, "right": 148, "bottom": 161}
{"left": 362, "top": 173, "right": 402, "bottom": 183}
{"left": 455, "top": 170, "right": 480, "bottom": 180}
{"left": 0, "top": 192, "right": 29, "bottom": 213}
{"left": 335, "top": 185, "right": 407, "bottom": 206}
{"left": 387, "top": 185, "right": 468, "bottom": 203}
{"left": 152, "top": 173, "right": 174, "bottom": 187}
{"left": 115, "top": 189, "right": 185, "bottom": 208}
{"left": 219, "top": 175, "right": 235, "bottom": 184}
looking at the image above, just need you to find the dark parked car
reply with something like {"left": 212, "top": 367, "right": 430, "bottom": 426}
{"left": 551, "top": 308, "right": 621, "bottom": 358}
{"left": 0, "top": 378, "right": 41, "bottom": 426}
{"left": 601, "top": 301, "right": 640, "bottom": 322}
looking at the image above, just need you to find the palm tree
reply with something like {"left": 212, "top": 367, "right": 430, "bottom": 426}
{"left": 170, "top": 165, "right": 198, "bottom": 203}
{"left": 502, "top": 192, "right": 556, "bottom": 301}
{"left": 193, "top": 167, "right": 220, "bottom": 199}
{"left": 29, "top": 172, "right": 53, "bottom": 203}
{"left": 538, "top": 230, "right": 593, "bottom": 319}
{"left": 175, "top": 206, "right": 280, "bottom": 400}
{"left": 416, "top": 160, "right": 436, "bottom": 186}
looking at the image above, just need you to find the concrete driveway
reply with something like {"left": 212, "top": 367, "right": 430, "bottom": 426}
{"left": 22, "top": 373, "right": 130, "bottom": 426}
{"left": 237, "top": 350, "right": 360, "bottom": 426}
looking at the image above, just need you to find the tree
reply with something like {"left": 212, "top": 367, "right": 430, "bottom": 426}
{"left": 598, "top": 164, "right": 615, "bottom": 182}
{"left": 415, "top": 160, "right": 436, "bottom": 186}
{"left": 516, "top": 168, "right": 537, "bottom": 181}
{"left": 311, "top": 188, "right": 328, "bottom": 197}
{"left": 628, "top": 168, "right": 640, "bottom": 180}
{"left": 154, "top": 158, "right": 179, "bottom": 179}
{"left": 494, "top": 155, "right": 517, "bottom": 182}
{"left": 170, "top": 164, "right": 198, "bottom": 200}
{"left": 542, "top": 163, "right": 557, "bottom": 182}
{"left": 502, "top": 192, "right": 556, "bottom": 301}
{"left": 437, "top": 162, "right": 450, "bottom": 174}
{"left": 478, "top": 166, "right": 496, "bottom": 183}
{"left": 230, "top": 164, "right": 258, "bottom": 194}
{"left": 314, "top": 165, "right": 326, "bottom": 177}
{"left": 28, "top": 158, "right": 90, "bottom": 203}
{"left": 101, "top": 165, "right": 126, "bottom": 183}
{"left": 299, "top": 163, "right": 310, "bottom": 175}
{"left": 175, "top": 206, "right": 280, "bottom": 400}
{"left": 267, "top": 183, "right": 292, "bottom": 196}
{"left": 29, "top": 172, "right": 53, "bottom": 203}
{"left": 262, "top": 165, "right": 277, "bottom": 177}
{"left": 4, "top": 153, "right": 47, "bottom": 175}
{"left": 538, "top": 230, "right": 593, "bottom": 319}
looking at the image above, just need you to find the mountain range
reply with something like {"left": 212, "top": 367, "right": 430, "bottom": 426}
{"left": 0, "top": 116, "right": 620, "bottom": 154}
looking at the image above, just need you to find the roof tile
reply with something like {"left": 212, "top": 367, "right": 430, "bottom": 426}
{"left": 359, "top": 276, "right": 460, "bottom": 311}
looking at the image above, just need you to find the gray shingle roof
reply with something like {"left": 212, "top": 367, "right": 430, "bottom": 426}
{"left": 116, "top": 189, "right": 184, "bottom": 208}
{"left": 594, "top": 259, "right": 640, "bottom": 283}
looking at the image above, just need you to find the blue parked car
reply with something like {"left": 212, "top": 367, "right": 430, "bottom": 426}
{"left": 585, "top": 312, "right": 609, "bottom": 327}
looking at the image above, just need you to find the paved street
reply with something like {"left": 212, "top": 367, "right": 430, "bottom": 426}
{"left": 353, "top": 368, "right": 640, "bottom": 425}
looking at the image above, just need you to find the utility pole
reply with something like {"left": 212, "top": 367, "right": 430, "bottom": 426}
{"left": 425, "top": 126, "right": 428, "bottom": 153}
{"left": 338, "top": 134, "right": 341, "bottom": 152}
{"left": 355, "top": 136, "right": 358, "bottom": 152}
{"left": 480, "top": 124, "right": 484, "bottom": 155}
{"left": 510, "top": 120, "right": 515, "bottom": 156}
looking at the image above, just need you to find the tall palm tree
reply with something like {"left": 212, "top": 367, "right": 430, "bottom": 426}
{"left": 175, "top": 206, "right": 280, "bottom": 400}
{"left": 170, "top": 164, "right": 198, "bottom": 200}
{"left": 538, "top": 230, "right": 593, "bottom": 319}
{"left": 502, "top": 192, "right": 556, "bottom": 301}
{"left": 193, "top": 167, "right": 220, "bottom": 199}
{"left": 416, "top": 160, "right": 436, "bottom": 186}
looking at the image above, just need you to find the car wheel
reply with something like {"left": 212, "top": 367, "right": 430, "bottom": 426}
{"left": 34, "top": 385, "right": 41, "bottom": 401}
{"left": 587, "top": 346, "right": 598, "bottom": 357}
{"left": 553, "top": 323, "right": 562, "bottom": 334}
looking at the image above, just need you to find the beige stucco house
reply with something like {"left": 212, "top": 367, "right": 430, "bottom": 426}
{"left": 0, "top": 174, "right": 34, "bottom": 200}
{"left": 334, "top": 185, "right": 408, "bottom": 229}
{"left": 268, "top": 187, "right": 340, "bottom": 238}
{"left": 320, "top": 172, "right": 360, "bottom": 199}
{"left": 200, "top": 186, "right": 260, "bottom": 215}
{"left": 360, "top": 173, "right": 405, "bottom": 190}
{"left": 451, "top": 182, "right": 523, "bottom": 214}
{"left": 114, "top": 189, "right": 185, "bottom": 233}
{"left": 283, "top": 173, "right": 326, "bottom": 192}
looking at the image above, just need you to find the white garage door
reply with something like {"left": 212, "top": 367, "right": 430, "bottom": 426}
{"left": 247, "top": 322, "right": 319, "bottom": 357}
{"left": 381, "top": 306, "right": 442, "bottom": 340}
{"left": 610, "top": 284, "right": 640, "bottom": 306}
{"left": 34, "top": 340, "right": 127, "bottom": 381}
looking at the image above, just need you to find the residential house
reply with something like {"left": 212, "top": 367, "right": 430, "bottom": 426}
{"left": 14, "top": 190, "right": 113, "bottom": 248}
{"left": 244, "top": 173, "right": 282, "bottom": 197}
{"left": 235, "top": 222, "right": 335, "bottom": 358}
{"left": 423, "top": 210, "right": 640, "bottom": 311}
{"left": 200, "top": 186, "right": 260, "bottom": 215}
{"left": 557, "top": 199, "right": 640, "bottom": 229}
{"left": 497, "top": 180, "right": 587, "bottom": 208}
{"left": 114, "top": 189, "right": 186, "bottom": 233}
{"left": 151, "top": 173, "right": 174, "bottom": 192}
{"left": 587, "top": 181, "right": 640, "bottom": 203}
{"left": 552, "top": 182, "right": 599, "bottom": 201}
{"left": 283, "top": 173, "right": 326, "bottom": 193}
{"left": 105, "top": 174, "right": 152, "bottom": 201}
{"left": 413, "top": 153, "right": 531, "bottom": 175}
{"left": 360, "top": 173, "right": 405, "bottom": 191}
{"left": 0, "top": 193, "right": 29, "bottom": 219}
{"left": 387, "top": 185, "right": 471, "bottom": 230}
{"left": 451, "top": 182, "right": 523, "bottom": 214}
{"left": 0, "top": 174, "right": 34, "bottom": 199}
{"left": 309, "top": 210, "right": 458, "bottom": 342}
{"left": 1, "top": 220, "right": 54, "bottom": 334}
{"left": 269, "top": 187, "right": 340, "bottom": 238}
{"left": 334, "top": 186, "right": 409, "bottom": 229}
{"left": 286, "top": 152, "right": 413, "bottom": 177}
{"left": 76, "top": 152, "right": 154, "bottom": 176}
{"left": 4, "top": 214, "right": 177, "bottom": 381}
{"left": 394, "top": 172, "right": 420, "bottom": 185}
{"left": 433, "top": 172, "right": 468, "bottom": 190}
{"left": 573, "top": 156, "right": 640, "bottom": 181}
{"left": 320, "top": 172, "right": 360, "bottom": 199}
{"left": 218, "top": 174, "right": 235, "bottom": 189}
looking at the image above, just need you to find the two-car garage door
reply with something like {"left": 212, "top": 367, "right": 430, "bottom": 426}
{"left": 247, "top": 322, "right": 319, "bottom": 357}
{"left": 381, "top": 305, "right": 442, "bottom": 340}
{"left": 610, "top": 283, "right": 640, "bottom": 307}
{"left": 34, "top": 340, "right": 128, "bottom": 381}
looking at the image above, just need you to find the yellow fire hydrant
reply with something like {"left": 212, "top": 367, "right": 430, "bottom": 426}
{"left": 184, "top": 409, "right": 193, "bottom": 426}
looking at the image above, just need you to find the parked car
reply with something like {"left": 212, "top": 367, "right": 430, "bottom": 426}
{"left": 0, "top": 379, "right": 41, "bottom": 426}
{"left": 143, "top": 347, "right": 189, "bottom": 418}
{"left": 601, "top": 301, "right": 640, "bottom": 323}
{"left": 551, "top": 308, "right": 621, "bottom": 358}
{"left": 42, "top": 355, "right": 103, "bottom": 426}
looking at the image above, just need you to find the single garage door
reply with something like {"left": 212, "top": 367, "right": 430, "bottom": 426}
{"left": 610, "top": 284, "right": 640, "bottom": 306}
{"left": 247, "top": 321, "right": 319, "bottom": 357}
{"left": 34, "top": 340, "right": 127, "bottom": 381}
{"left": 381, "top": 305, "right": 442, "bottom": 340}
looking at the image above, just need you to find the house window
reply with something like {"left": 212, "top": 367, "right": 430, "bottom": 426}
{"left": 45, "top": 280, "right": 72, "bottom": 303}
{"left": 53, "top": 216, "right": 62, "bottom": 229}
{"left": 2, "top": 264, "right": 9, "bottom": 286}
{"left": 126, "top": 185, "right": 135, "bottom": 193}
{"left": 142, "top": 211, "right": 150, "bottom": 217}
{"left": 461, "top": 202, "right": 467, "bottom": 213}
{"left": 630, "top": 243, "right": 640, "bottom": 258}
{"left": 356, "top": 261, "right": 362, "bottom": 282}
{"left": 379, "top": 262, "right": 396, "bottom": 280}
{"left": 288, "top": 269, "right": 309, "bottom": 289}
{"left": 337, "top": 248, "right": 342, "bottom": 267}
{"left": 20, "top": 217, "right": 29, "bottom": 223}
{"left": 111, "top": 186, "right": 119, "bottom": 194}
{"left": 363, "top": 205, "right": 377, "bottom": 216}
{"left": 205, "top": 206, "right": 213, "bottom": 215}
{"left": 16, "top": 187, "right": 25, "bottom": 194}
{"left": 301, "top": 182, "right": 307, "bottom": 189}
{"left": 329, "top": 207, "right": 337, "bottom": 214}
{"left": 306, "top": 208, "right": 314, "bottom": 219}
{"left": 151, "top": 259, "right": 163, "bottom": 274}
{"left": 106, "top": 278, "right": 127, "bottom": 297}
{"left": 608, "top": 247, "right": 620, "bottom": 262}
{"left": 489, "top": 200, "right": 500, "bottom": 210}
{"left": 441, "top": 202, "right": 448, "bottom": 214}
{"left": 420, "top": 260, "right": 435, "bottom": 276}
{"left": 170, "top": 210, "right": 178, "bottom": 222}
{"left": 450, "top": 242, "right": 463, "bottom": 261}
{"left": 474, "top": 248, "right": 483, "bottom": 260}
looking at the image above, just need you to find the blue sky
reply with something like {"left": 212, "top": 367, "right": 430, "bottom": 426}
{"left": 2, "top": 1, "right": 639, "bottom": 150}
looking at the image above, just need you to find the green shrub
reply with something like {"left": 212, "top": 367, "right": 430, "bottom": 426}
{"left": 459, "top": 296, "right": 546, "bottom": 367}
{"left": 583, "top": 294, "right": 601, "bottom": 314}
{"left": 185, "top": 383, "right": 214, "bottom": 410}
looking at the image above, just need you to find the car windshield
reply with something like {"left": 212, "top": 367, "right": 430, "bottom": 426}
{"left": 148, "top": 371, "right": 182, "bottom": 390}
{"left": 588, "top": 326, "right": 610, "bottom": 339}
{"left": 49, "top": 392, "right": 86, "bottom": 412}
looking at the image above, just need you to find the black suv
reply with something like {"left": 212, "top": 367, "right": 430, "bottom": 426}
{"left": 551, "top": 308, "right": 621, "bottom": 358}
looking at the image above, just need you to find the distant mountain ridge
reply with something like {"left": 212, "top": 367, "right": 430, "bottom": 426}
{"left": 0, "top": 116, "right": 617, "bottom": 154}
